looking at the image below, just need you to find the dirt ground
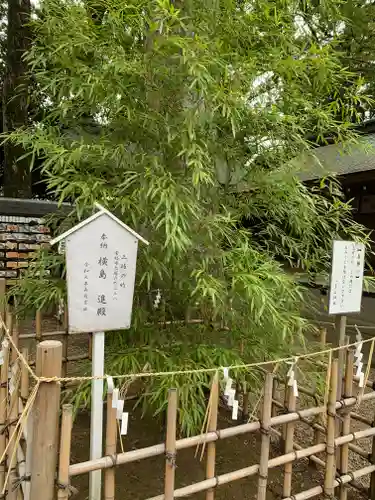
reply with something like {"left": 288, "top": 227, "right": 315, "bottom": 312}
{"left": 15, "top": 315, "right": 375, "bottom": 500}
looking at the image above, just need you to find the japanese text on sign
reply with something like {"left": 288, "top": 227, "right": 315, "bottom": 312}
{"left": 65, "top": 213, "right": 139, "bottom": 332}
{"left": 328, "top": 240, "right": 365, "bottom": 315}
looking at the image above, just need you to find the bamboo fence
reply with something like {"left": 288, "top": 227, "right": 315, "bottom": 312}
{"left": 3, "top": 305, "right": 375, "bottom": 500}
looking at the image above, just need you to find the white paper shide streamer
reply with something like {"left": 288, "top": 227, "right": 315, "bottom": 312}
{"left": 153, "top": 289, "right": 162, "bottom": 309}
{"left": 223, "top": 368, "right": 239, "bottom": 419}
{"left": 286, "top": 359, "right": 298, "bottom": 397}
{"left": 355, "top": 331, "right": 364, "bottom": 388}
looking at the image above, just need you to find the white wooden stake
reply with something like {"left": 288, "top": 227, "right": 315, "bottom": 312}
{"left": 89, "top": 331, "right": 105, "bottom": 500}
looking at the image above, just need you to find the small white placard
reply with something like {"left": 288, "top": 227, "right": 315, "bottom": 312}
{"left": 65, "top": 213, "right": 139, "bottom": 332}
{"left": 328, "top": 241, "right": 365, "bottom": 315}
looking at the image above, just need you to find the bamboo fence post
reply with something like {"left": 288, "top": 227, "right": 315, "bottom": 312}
{"left": 30, "top": 341, "right": 62, "bottom": 500}
{"left": 104, "top": 390, "right": 117, "bottom": 500}
{"left": 271, "top": 378, "right": 278, "bottom": 419}
{"left": 0, "top": 278, "right": 6, "bottom": 334}
{"left": 282, "top": 378, "right": 288, "bottom": 446}
{"left": 242, "top": 392, "right": 249, "bottom": 422}
{"left": 35, "top": 310, "right": 42, "bottom": 344}
{"left": 283, "top": 384, "right": 296, "bottom": 497}
{"left": 57, "top": 404, "right": 73, "bottom": 500}
{"left": 324, "top": 359, "right": 338, "bottom": 499}
{"left": 164, "top": 388, "right": 178, "bottom": 500}
{"left": 206, "top": 372, "right": 219, "bottom": 500}
{"left": 340, "top": 349, "right": 353, "bottom": 500}
{"left": 0, "top": 339, "right": 9, "bottom": 493}
{"left": 257, "top": 373, "right": 273, "bottom": 500}
{"left": 7, "top": 361, "right": 20, "bottom": 500}
{"left": 62, "top": 307, "right": 69, "bottom": 378}
{"left": 20, "top": 348, "right": 29, "bottom": 402}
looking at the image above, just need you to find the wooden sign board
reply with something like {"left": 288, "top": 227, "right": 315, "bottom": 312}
{"left": 328, "top": 240, "right": 365, "bottom": 315}
{"left": 64, "top": 212, "right": 140, "bottom": 333}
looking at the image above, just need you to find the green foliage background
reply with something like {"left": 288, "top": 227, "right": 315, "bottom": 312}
{"left": 6, "top": 0, "right": 375, "bottom": 433}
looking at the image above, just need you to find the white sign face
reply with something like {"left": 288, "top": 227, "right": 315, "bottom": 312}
{"left": 65, "top": 213, "right": 138, "bottom": 332}
{"left": 328, "top": 240, "right": 365, "bottom": 315}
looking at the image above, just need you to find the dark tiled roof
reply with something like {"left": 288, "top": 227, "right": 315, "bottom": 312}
{"left": 0, "top": 198, "right": 72, "bottom": 217}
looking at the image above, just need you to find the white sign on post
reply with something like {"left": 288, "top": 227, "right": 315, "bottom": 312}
{"left": 66, "top": 212, "right": 138, "bottom": 332}
{"left": 328, "top": 240, "right": 365, "bottom": 315}
{"left": 51, "top": 203, "right": 148, "bottom": 500}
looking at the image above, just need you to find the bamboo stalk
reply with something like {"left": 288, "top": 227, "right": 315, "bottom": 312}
{"left": 271, "top": 378, "right": 278, "bottom": 419}
{"left": 324, "top": 359, "right": 338, "bottom": 499}
{"left": 35, "top": 310, "right": 42, "bottom": 343}
{"left": 164, "top": 389, "right": 178, "bottom": 500}
{"left": 104, "top": 391, "right": 117, "bottom": 500}
{"left": 283, "top": 384, "right": 296, "bottom": 497}
{"left": 57, "top": 405, "right": 73, "bottom": 500}
{"left": 205, "top": 372, "right": 219, "bottom": 500}
{"left": 282, "top": 377, "right": 288, "bottom": 445}
{"left": 242, "top": 392, "right": 249, "bottom": 422}
{"left": 314, "top": 328, "right": 327, "bottom": 450}
{"left": 68, "top": 390, "right": 375, "bottom": 477}
{"left": 0, "top": 339, "right": 9, "bottom": 493}
{"left": 62, "top": 307, "right": 69, "bottom": 377}
{"left": 18, "top": 330, "right": 81, "bottom": 340}
{"left": 7, "top": 361, "right": 20, "bottom": 500}
{"left": 350, "top": 413, "right": 372, "bottom": 426}
{"left": 20, "top": 348, "right": 29, "bottom": 402}
{"left": 257, "top": 373, "right": 273, "bottom": 500}
{"left": 340, "top": 350, "right": 353, "bottom": 500}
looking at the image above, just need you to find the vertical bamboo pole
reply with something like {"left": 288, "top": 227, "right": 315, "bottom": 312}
{"left": 6, "top": 310, "right": 18, "bottom": 500}
{"left": 282, "top": 378, "right": 288, "bottom": 446}
{"left": 336, "top": 315, "right": 347, "bottom": 400}
{"left": 0, "top": 339, "right": 9, "bottom": 493}
{"left": 257, "top": 373, "right": 273, "bottom": 500}
{"left": 20, "top": 348, "right": 29, "bottom": 402}
{"left": 0, "top": 278, "right": 6, "bottom": 335}
{"left": 314, "top": 328, "right": 327, "bottom": 450}
{"left": 30, "top": 341, "right": 62, "bottom": 500}
{"left": 340, "top": 350, "right": 353, "bottom": 500}
{"left": 35, "top": 310, "right": 42, "bottom": 344}
{"left": 324, "top": 359, "right": 338, "bottom": 499}
{"left": 104, "top": 391, "right": 117, "bottom": 500}
{"left": 205, "top": 373, "right": 219, "bottom": 500}
{"left": 164, "top": 389, "right": 178, "bottom": 500}
{"left": 7, "top": 362, "right": 19, "bottom": 500}
{"left": 57, "top": 404, "right": 73, "bottom": 500}
{"left": 62, "top": 307, "right": 69, "bottom": 378}
{"left": 282, "top": 385, "right": 296, "bottom": 497}
{"left": 242, "top": 392, "right": 249, "bottom": 422}
{"left": 271, "top": 378, "right": 278, "bottom": 418}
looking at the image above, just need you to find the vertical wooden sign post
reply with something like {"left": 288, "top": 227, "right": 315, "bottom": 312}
{"left": 51, "top": 203, "right": 149, "bottom": 500}
{"left": 328, "top": 240, "right": 365, "bottom": 399}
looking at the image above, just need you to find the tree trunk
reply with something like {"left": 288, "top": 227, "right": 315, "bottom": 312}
{"left": 3, "top": 0, "right": 32, "bottom": 199}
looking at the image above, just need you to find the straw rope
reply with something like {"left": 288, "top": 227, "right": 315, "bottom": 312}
{"left": 1, "top": 316, "right": 375, "bottom": 383}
